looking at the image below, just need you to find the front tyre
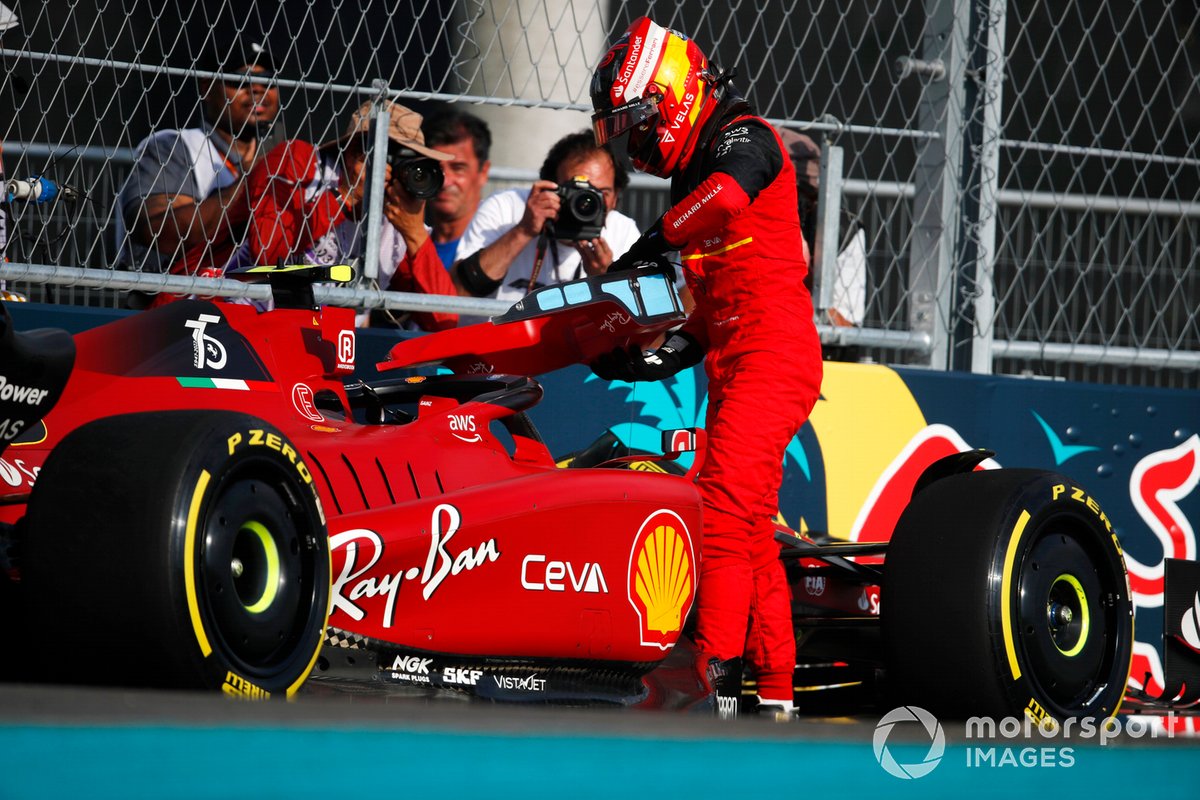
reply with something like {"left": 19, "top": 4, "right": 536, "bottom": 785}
{"left": 24, "top": 411, "right": 329, "bottom": 697}
{"left": 882, "top": 469, "right": 1133, "bottom": 721}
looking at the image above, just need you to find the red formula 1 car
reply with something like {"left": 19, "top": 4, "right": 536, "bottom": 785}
{"left": 0, "top": 265, "right": 1146, "bottom": 720}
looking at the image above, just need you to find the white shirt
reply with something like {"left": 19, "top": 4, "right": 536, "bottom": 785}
{"left": 456, "top": 188, "right": 642, "bottom": 323}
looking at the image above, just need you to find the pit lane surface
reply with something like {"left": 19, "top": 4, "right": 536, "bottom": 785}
{"left": 2, "top": 683, "right": 1198, "bottom": 799}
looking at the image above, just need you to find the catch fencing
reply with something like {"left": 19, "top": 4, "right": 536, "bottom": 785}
{"left": 1, "top": 0, "right": 1196, "bottom": 386}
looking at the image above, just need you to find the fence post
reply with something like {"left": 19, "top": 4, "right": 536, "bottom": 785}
{"left": 906, "top": 0, "right": 970, "bottom": 369}
{"left": 966, "top": 0, "right": 1008, "bottom": 374}
{"left": 812, "top": 141, "right": 844, "bottom": 318}
{"left": 362, "top": 80, "right": 392, "bottom": 283}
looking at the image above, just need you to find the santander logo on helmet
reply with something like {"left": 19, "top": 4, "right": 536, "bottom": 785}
{"left": 591, "top": 16, "right": 721, "bottom": 178}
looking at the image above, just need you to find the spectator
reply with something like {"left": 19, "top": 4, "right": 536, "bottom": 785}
{"left": 421, "top": 109, "right": 492, "bottom": 269}
{"left": 778, "top": 128, "right": 866, "bottom": 328}
{"left": 449, "top": 130, "right": 641, "bottom": 322}
{"left": 244, "top": 99, "right": 456, "bottom": 331}
{"left": 114, "top": 35, "right": 280, "bottom": 286}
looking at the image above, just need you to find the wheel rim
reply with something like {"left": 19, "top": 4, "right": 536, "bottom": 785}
{"left": 199, "top": 470, "right": 320, "bottom": 675}
{"left": 1015, "top": 519, "right": 1123, "bottom": 714}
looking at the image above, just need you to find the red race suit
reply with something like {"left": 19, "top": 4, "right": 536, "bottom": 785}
{"left": 663, "top": 114, "right": 823, "bottom": 701}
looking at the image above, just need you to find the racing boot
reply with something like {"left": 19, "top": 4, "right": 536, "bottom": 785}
{"left": 755, "top": 696, "right": 797, "bottom": 722}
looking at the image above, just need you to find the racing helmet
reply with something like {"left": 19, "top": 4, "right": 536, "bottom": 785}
{"left": 590, "top": 16, "right": 719, "bottom": 177}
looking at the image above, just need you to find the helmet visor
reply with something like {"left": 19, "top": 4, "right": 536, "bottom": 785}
{"left": 592, "top": 95, "right": 660, "bottom": 146}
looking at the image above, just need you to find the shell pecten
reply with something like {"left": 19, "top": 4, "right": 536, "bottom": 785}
{"left": 634, "top": 524, "right": 691, "bottom": 634}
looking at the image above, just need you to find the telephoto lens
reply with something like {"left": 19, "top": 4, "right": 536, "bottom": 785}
{"left": 554, "top": 177, "right": 606, "bottom": 241}
{"left": 387, "top": 151, "right": 445, "bottom": 199}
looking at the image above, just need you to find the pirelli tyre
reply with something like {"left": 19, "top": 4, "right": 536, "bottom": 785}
{"left": 23, "top": 411, "right": 329, "bottom": 698}
{"left": 882, "top": 468, "right": 1133, "bottom": 721}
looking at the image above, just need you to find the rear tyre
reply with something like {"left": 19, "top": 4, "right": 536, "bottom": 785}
{"left": 882, "top": 469, "right": 1133, "bottom": 720}
{"left": 23, "top": 411, "right": 329, "bottom": 697}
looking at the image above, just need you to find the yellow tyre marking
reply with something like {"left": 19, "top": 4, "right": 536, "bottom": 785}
{"left": 1001, "top": 509, "right": 1031, "bottom": 680}
{"left": 185, "top": 470, "right": 213, "bottom": 658}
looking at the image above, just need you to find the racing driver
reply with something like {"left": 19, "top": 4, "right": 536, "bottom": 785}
{"left": 589, "top": 16, "right": 823, "bottom": 718}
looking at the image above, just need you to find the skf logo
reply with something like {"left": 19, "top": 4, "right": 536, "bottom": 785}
{"left": 449, "top": 414, "right": 481, "bottom": 443}
{"left": 337, "top": 330, "right": 355, "bottom": 370}
{"left": 292, "top": 383, "right": 324, "bottom": 422}
{"left": 184, "top": 313, "right": 227, "bottom": 369}
{"left": 443, "top": 668, "right": 482, "bottom": 686}
{"left": 628, "top": 509, "right": 696, "bottom": 650}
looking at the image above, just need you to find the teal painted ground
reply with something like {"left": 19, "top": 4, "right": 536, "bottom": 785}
{"left": 1, "top": 725, "right": 1197, "bottom": 799}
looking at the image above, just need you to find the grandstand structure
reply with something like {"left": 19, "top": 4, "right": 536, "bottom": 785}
{"left": 1, "top": 0, "right": 1196, "bottom": 386}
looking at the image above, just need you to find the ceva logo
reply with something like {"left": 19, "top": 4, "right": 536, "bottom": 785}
{"left": 873, "top": 706, "right": 946, "bottom": 779}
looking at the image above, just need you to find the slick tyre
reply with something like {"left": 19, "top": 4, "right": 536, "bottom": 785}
{"left": 23, "top": 411, "right": 329, "bottom": 697}
{"left": 882, "top": 469, "right": 1133, "bottom": 720}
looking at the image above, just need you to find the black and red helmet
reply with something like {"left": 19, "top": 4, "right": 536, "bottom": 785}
{"left": 590, "top": 17, "right": 719, "bottom": 177}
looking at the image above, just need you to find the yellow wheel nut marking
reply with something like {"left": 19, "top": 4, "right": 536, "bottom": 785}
{"left": 240, "top": 521, "right": 281, "bottom": 614}
{"left": 1051, "top": 573, "right": 1091, "bottom": 657}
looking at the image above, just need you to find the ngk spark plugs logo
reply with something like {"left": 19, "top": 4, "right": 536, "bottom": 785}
{"left": 627, "top": 509, "right": 695, "bottom": 649}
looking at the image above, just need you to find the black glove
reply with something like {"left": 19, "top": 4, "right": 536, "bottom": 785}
{"left": 609, "top": 217, "right": 669, "bottom": 272}
{"left": 589, "top": 331, "right": 704, "bottom": 382}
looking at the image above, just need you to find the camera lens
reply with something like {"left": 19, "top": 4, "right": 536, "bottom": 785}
{"left": 397, "top": 159, "right": 444, "bottom": 199}
{"left": 570, "top": 191, "right": 600, "bottom": 219}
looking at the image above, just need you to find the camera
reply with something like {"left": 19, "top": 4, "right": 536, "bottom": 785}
{"left": 386, "top": 150, "right": 444, "bottom": 199}
{"left": 554, "top": 177, "right": 606, "bottom": 241}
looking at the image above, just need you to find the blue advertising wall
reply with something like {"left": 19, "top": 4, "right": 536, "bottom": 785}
{"left": 10, "top": 303, "right": 1199, "bottom": 696}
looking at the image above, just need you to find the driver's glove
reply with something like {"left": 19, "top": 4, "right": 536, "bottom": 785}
{"left": 590, "top": 331, "right": 704, "bottom": 382}
{"left": 609, "top": 218, "right": 670, "bottom": 273}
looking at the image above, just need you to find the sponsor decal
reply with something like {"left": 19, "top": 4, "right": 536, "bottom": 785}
{"left": 183, "top": 313, "right": 227, "bottom": 370}
{"left": 337, "top": 329, "right": 356, "bottom": 370}
{"left": 0, "top": 375, "right": 50, "bottom": 407}
{"left": 448, "top": 413, "right": 481, "bottom": 443}
{"left": 627, "top": 509, "right": 696, "bottom": 649}
{"left": 465, "top": 361, "right": 493, "bottom": 375}
{"left": 292, "top": 383, "right": 325, "bottom": 422}
{"left": 858, "top": 587, "right": 882, "bottom": 615}
{"left": 804, "top": 575, "right": 826, "bottom": 597}
{"left": 492, "top": 673, "right": 547, "bottom": 692}
{"left": 310, "top": 424, "right": 339, "bottom": 433}
{"left": 669, "top": 181, "right": 723, "bottom": 232}
{"left": 0, "top": 457, "right": 37, "bottom": 488}
{"left": 521, "top": 555, "right": 609, "bottom": 593}
{"left": 222, "top": 671, "right": 270, "bottom": 700}
{"left": 443, "top": 667, "right": 482, "bottom": 686}
{"left": 329, "top": 504, "right": 501, "bottom": 627}
{"left": 669, "top": 91, "right": 696, "bottom": 130}
{"left": 0, "top": 418, "right": 26, "bottom": 442}
{"left": 388, "top": 655, "right": 433, "bottom": 684}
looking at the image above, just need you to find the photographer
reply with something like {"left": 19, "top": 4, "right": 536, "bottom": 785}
{"left": 450, "top": 130, "right": 640, "bottom": 322}
{"left": 243, "top": 99, "right": 457, "bottom": 329}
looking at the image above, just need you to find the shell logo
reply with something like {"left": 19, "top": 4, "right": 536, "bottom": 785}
{"left": 627, "top": 509, "right": 696, "bottom": 650}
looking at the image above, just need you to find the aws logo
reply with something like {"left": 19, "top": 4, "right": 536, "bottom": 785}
{"left": 449, "top": 414, "right": 481, "bottom": 443}
{"left": 627, "top": 509, "right": 696, "bottom": 650}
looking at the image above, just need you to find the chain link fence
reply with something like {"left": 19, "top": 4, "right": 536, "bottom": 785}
{"left": 1, "top": 0, "right": 1196, "bottom": 385}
